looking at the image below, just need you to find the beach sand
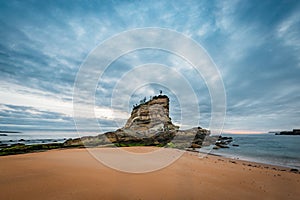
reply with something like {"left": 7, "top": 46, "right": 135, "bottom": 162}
{"left": 0, "top": 147, "right": 299, "bottom": 200}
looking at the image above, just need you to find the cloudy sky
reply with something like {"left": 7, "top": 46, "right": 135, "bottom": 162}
{"left": 0, "top": 0, "right": 299, "bottom": 133}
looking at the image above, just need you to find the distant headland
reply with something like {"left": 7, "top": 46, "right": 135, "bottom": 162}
{"left": 0, "top": 130, "right": 21, "bottom": 136}
{"left": 274, "top": 129, "right": 300, "bottom": 135}
{"left": 0, "top": 130, "right": 21, "bottom": 134}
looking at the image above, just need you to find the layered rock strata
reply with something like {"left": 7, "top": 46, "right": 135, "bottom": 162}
{"left": 65, "top": 95, "right": 211, "bottom": 149}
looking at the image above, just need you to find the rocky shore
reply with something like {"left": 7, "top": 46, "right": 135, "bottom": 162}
{"left": 0, "top": 95, "right": 235, "bottom": 156}
{"left": 64, "top": 95, "right": 216, "bottom": 149}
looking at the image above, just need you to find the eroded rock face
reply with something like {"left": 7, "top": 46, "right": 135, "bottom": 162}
{"left": 124, "top": 95, "right": 179, "bottom": 134}
{"left": 64, "top": 95, "right": 212, "bottom": 148}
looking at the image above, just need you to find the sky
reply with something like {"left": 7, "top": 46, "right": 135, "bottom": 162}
{"left": 0, "top": 0, "right": 299, "bottom": 134}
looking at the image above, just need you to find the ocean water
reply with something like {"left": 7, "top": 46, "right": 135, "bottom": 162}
{"left": 200, "top": 133, "right": 300, "bottom": 169}
{"left": 0, "top": 130, "right": 100, "bottom": 146}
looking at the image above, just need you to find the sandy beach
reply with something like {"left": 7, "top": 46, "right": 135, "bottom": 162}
{"left": 0, "top": 147, "right": 299, "bottom": 200}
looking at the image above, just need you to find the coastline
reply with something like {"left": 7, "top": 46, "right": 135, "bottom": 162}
{"left": 202, "top": 151, "right": 300, "bottom": 170}
{"left": 190, "top": 148, "right": 300, "bottom": 171}
{"left": 2, "top": 131, "right": 299, "bottom": 170}
{"left": 1, "top": 142, "right": 300, "bottom": 171}
{"left": 0, "top": 147, "right": 299, "bottom": 200}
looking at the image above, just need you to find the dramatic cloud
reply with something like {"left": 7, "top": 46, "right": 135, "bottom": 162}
{"left": 0, "top": 0, "right": 299, "bottom": 133}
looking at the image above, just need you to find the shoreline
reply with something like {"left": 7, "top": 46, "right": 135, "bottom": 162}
{"left": 1, "top": 143, "right": 299, "bottom": 171}
{"left": 187, "top": 148, "right": 299, "bottom": 172}
{"left": 207, "top": 152, "right": 300, "bottom": 171}
{"left": 1, "top": 145, "right": 299, "bottom": 173}
{"left": 0, "top": 147, "right": 299, "bottom": 200}
{"left": 2, "top": 132, "right": 299, "bottom": 170}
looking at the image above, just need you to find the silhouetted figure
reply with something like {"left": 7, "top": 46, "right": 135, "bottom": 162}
{"left": 159, "top": 90, "right": 162, "bottom": 95}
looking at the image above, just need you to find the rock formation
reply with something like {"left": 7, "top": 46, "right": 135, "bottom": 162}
{"left": 124, "top": 95, "right": 179, "bottom": 135}
{"left": 64, "top": 95, "right": 212, "bottom": 149}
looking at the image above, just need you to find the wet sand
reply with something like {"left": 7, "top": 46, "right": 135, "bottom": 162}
{"left": 0, "top": 147, "right": 299, "bottom": 200}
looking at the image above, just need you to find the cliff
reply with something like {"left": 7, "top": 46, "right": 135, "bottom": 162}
{"left": 124, "top": 95, "right": 179, "bottom": 135}
{"left": 64, "top": 95, "right": 211, "bottom": 149}
{"left": 275, "top": 129, "right": 300, "bottom": 135}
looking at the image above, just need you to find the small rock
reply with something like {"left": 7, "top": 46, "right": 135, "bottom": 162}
{"left": 0, "top": 144, "right": 8, "bottom": 148}
{"left": 190, "top": 143, "right": 201, "bottom": 149}
{"left": 215, "top": 143, "right": 229, "bottom": 148}
{"left": 290, "top": 168, "right": 299, "bottom": 172}
{"left": 10, "top": 143, "right": 25, "bottom": 147}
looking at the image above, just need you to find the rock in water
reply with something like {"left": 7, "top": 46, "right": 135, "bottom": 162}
{"left": 64, "top": 95, "right": 211, "bottom": 148}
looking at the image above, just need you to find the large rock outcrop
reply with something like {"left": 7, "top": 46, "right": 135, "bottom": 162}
{"left": 124, "top": 95, "right": 179, "bottom": 135}
{"left": 64, "top": 95, "right": 211, "bottom": 149}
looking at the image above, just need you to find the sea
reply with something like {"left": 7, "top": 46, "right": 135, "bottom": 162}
{"left": 1, "top": 131, "right": 299, "bottom": 169}
{"left": 200, "top": 133, "right": 300, "bottom": 169}
{"left": 0, "top": 130, "right": 100, "bottom": 146}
